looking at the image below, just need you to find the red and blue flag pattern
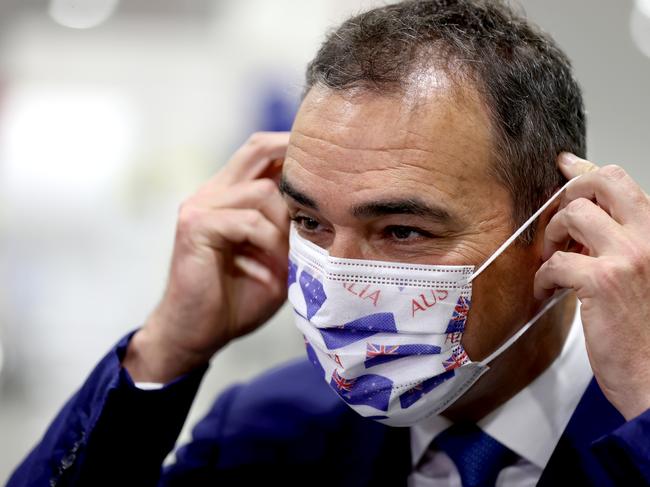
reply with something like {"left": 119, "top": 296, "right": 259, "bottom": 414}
{"left": 445, "top": 296, "right": 471, "bottom": 334}
{"left": 442, "top": 346, "right": 469, "bottom": 371}
{"left": 330, "top": 369, "right": 393, "bottom": 412}
{"left": 319, "top": 312, "right": 397, "bottom": 350}
{"left": 399, "top": 370, "right": 456, "bottom": 409}
{"left": 299, "top": 269, "right": 327, "bottom": 320}
{"left": 293, "top": 260, "right": 472, "bottom": 413}
{"left": 364, "top": 343, "right": 441, "bottom": 368}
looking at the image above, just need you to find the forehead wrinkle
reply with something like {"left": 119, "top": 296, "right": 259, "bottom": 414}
{"left": 288, "top": 135, "right": 453, "bottom": 182}
{"left": 292, "top": 129, "right": 412, "bottom": 154}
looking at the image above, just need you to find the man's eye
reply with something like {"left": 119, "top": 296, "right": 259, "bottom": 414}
{"left": 292, "top": 215, "right": 321, "bottom": 231}
{"left": 384, "top": 225, "right": 428, "bottom": 241}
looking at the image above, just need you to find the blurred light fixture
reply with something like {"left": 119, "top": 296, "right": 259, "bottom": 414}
{"left": 0, "top": 86, "right": 135, "bottom": 202}
{"left": 631, "top": 0, "right": 650, "bottom": 58}
{"left": 49, "top": 0, "right": 120, "bottom": 29}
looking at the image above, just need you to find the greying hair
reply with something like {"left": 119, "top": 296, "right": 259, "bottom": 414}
{"left": 304, "top": 0, "right": 586, "bottom": 243}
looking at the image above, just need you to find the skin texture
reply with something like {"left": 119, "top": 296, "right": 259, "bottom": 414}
{"left": 123, "top": 132, "right": 292, "bottom": 383}
{"left": 282, "top": 82, "right": 575, "bottom": 420}
{"left": 124, "top": 76, "right": 650, "bottom": 422}
{"left": 538, "top": 155, "right": 650, "bottom": 420}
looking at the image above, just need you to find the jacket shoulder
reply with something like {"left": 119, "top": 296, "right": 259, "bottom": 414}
{"left": 174, "top": 357, "right": 361, "bottom": 470}
{"left": 231, "top": 358, "right": 347, "bottom": 419}
{"left": 223, "top": 357, "right": 349, "bottom": 435}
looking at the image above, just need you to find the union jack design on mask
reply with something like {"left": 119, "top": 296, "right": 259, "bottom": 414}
{"left": 442, "top": 347, "right": 470, "bottom": 371}
{"left": 289, "top": 178, "right": 577, "bottom": 426}
{"left": 445, "top": 296, "right": 471, "bottom": 334}
{"left": 364, "top": 343, "right": 442, "bottom": 368}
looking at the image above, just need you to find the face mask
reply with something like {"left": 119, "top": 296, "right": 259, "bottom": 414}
{"left": 287, "top": 178, "right": 576, "bottom": 427}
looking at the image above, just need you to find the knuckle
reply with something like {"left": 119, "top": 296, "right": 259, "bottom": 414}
{"left": 244, "top": 210, "right": 262, "bottom": 226}
{"left": 625, "top": 246, "right": 647, "bottom": 270}
{"left": 245, "top": 132, "right": 271, "bottom": 152}
{"left": 591, "top": 260, "right": 623, "bottom": 291}
{"left": 177, "top": 203, "right": 203, "bottom": 233}
{"left": 246, "top": 132, "right": 265, "bottom": 146}
{"left": 630, "top": 191, "right": 649, "bottom": 210}
{"left": 599, "top": 164, "right": 627, "bottom": 181}
{"left": 256, "top": 178, "right": 277, "bottom": 196}
{"left": 243, "top": 132, "right": 273, "bottom": 159}
{"left": 542, "top": 252, "right": 563, "bottom": 274}
{"left": 565, "top": 197, "right": 589, "bottom": 216}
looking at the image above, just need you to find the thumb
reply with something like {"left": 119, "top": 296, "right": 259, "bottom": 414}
{"left": 557, "top": 152, "right": 599, "bottom": 179}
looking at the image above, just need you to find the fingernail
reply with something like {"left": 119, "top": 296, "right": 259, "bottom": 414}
{"left": 559, "top": 152, "right": 579, "bottom": 165}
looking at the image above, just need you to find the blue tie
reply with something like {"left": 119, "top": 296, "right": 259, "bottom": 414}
{"left": 432, "top": 422, "right": 519, "bottom": 487}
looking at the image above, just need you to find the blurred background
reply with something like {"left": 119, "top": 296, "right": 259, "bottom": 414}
{"left": 0, "top": 0, "right": 649, "bottom": 481}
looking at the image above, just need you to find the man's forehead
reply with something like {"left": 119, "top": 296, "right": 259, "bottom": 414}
{"left": 293, "top": 83, "right": 488, "bottom": 149}
{"left": 284, "top": 83, "right": 496, "bottom": 206}
{"left": 293, "top": 79, "right": 492, "bottom": 156}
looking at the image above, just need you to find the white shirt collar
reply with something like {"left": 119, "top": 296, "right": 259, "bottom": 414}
{"left": 410, "top": 301, "right": 593, "bottom": 469}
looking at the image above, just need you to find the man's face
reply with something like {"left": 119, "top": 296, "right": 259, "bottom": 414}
{"left": 281, "top": 78, "right": 544, "bottom": 361}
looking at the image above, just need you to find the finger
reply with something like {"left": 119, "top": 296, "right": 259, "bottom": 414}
{"left": 259, "top": 157, "right": 284, "bottom": 184}
{"left": 217, "top": 132, "right": 290, "bottom": 186}
{"left": 534, "top": 251, "right": 595, "bottom": 300}
{"left": 557, "top": 152, "right": 599, "bottom": 179}
{"left": 197, "top": 178, "right": 290, "bottom": 235}
{"left": 234, "top": 243, "right": 289, "bottom": 291}
{"left": 181, "top": 206, "right": 289, "bottom": 266}
{"left": 210, "top": 208, "right": 289, "bottom": 259}
{"left": 543, "top": 197, "right": 625, "bottom": 260}
{"left": 235, "top": 246, "right": 289, "bottom": 296}
{"left": 560, "top": 152, "right": 649, "bottom": 199}
{"left": 559, "top": 161, "right": 649, "bottom": 225}
{"left": 233, "top": 254, "right": 275, "bottom": 286}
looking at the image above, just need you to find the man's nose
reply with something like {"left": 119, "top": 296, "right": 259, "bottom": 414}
{"left": 327, "top": 232, "right": 366, "bottom": 260}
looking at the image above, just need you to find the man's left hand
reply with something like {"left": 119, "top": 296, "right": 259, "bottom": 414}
{"left": 534, "top": 152, "right": 650, "bottom": 421}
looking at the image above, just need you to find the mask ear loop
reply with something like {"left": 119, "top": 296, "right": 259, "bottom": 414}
{"left": 466, "top": 176, "right": 581, "bottom": 365}
{"left": 479, "top": 288, "right": 571, "bottom": 366}
{"left": 468, "top": 176, "right": 581, "bottom": 284}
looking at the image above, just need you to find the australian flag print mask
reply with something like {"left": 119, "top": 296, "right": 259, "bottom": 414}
{"left": 287, "top": 178, "right": 576, "bottom": 427}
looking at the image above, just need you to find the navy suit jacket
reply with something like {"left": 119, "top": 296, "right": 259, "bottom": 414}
{"left": 7, "top": 331, "right": 650, "bottom": 486}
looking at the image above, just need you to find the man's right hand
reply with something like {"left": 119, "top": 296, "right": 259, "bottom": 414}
{"left": 123, "top": 132, "right": 291, "bottom": 383}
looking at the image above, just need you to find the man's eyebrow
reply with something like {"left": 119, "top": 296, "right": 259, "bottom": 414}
{"left": 279, "top": 177, "right": 318, "bottom": 209}
{"left": 279, "top": 176, "right": 451, "bottom": 222}
{"left": 352, "top": 199, "right": 452, "bottom": 222}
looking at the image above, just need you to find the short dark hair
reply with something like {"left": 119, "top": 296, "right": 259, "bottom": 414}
{"left": 304, "top": 0, "right": 586, "bottom": 243}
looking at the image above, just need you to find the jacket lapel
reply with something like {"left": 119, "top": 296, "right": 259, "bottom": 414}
{"left": 345, "top": 378, "right": 626, "bottom": 486}
{"left": 538, "top": 377, "right": 625, "bottom": 486}
{"left": 366, "top": 423, "right": 412, "bottom": 487}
